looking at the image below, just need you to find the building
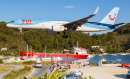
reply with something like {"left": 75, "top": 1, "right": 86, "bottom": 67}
{"left": 100, "top": 48, "right": 105, "bottom": 53}
{"left": 91, "top": 46, "right": 105, "bottom": 53}
{"left": 91, "top": 46, "right": 99, "bottom": 48}
{"left": 1, "top": 48, "right": 7, "bottom": 51}
{"left": 126, "top": 49, "right": 130, "bottom": 53}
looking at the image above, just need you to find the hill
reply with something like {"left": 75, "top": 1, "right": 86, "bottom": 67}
{"left": 0, "top": 22, "right": 129, "bottom": 55}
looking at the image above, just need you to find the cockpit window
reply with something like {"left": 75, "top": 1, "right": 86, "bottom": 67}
{"left": 10, "top": 21, "right": 14, "bottom": 23}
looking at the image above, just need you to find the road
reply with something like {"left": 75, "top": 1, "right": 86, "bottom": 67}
{"left": 26, "top": 65, "right": 54, "bottom": 79}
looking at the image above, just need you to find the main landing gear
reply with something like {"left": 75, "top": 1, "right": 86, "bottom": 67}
{"left": 63, "top": 34, "right": 72, "bottom": 38}
{"left": 63, "top": 31, "right": 72, "bottom": 38}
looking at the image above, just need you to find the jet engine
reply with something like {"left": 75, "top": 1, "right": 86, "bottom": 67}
{"left": 52, "top": 26, "right": 64, "bottom": 32}
{"left": 47, "top": 30, "right": 60, "bottom": 35}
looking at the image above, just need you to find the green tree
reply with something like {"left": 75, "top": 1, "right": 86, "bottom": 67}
{"left": 106, "top": 44, "right": 112, "bottom": 53}
{"left": 11, "top": 44, "right": 19, "bottom": 49}
{"left": 0, "top": 59, "right": 3, "bottom": 64}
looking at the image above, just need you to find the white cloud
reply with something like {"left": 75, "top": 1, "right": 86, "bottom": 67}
{"left": 64, "top": 6, "right": 75, "bottom": 8}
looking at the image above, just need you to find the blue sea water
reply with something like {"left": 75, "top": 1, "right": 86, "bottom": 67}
{"left": 40, "top": 55, "right": 130, "bottom": 64}
{"left": 88, "top": 55, "right": 130, "bottom": 64}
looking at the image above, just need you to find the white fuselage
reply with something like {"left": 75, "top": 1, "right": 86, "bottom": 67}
{"left": 7, "top": 20, "right": 109, "bottom": 32}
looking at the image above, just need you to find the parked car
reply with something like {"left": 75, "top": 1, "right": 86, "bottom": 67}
{"left": 122, "top": 62, "right": 130, "bottom": 67}
{"left": 69, "top": 70, "right": 83, "bottom": 76}
{"left": 63, "top": 74, "right": 80, "bottom": 79}
{"left": 127, "top": 71, "right": 130, "bottom": 78}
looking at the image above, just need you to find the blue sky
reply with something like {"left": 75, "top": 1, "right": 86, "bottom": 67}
{"left": 0, "top": 0, "right": 130, "bottom": 35}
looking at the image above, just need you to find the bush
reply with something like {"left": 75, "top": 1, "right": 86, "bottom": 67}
{"left": 6, "top": 62, "right": 23, "bottom": 65}
{"left": 7, "top": 61, "right": 53, "bottom": 65}
{"left": 0, "top": 59, "right": 3, "bottom": 64}
{"left": 41, "top": 61, "right": 51, "bottom": 65}
{"left": 22, "top": 61, "right": 36, "bottom": 65}
{"left": 13, "top": 53, "right": 20, "bottom": 57}
{"left": 30, "top": 76, "right": 35, "bottom": 79}
{"left": 89, "top": 62, "right": 95, "bottom": 65}
{"left": 102, "top": 61, "right": 109, "bottom": 64}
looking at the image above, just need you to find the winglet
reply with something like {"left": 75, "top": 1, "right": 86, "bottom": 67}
{"left": 93, "top": 7, "right": 99, "bottom": 15}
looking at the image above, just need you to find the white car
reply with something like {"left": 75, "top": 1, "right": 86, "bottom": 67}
{"left": 69, "top": 70, "right": 83, "bottom": 76}
{"left": 127, "top": 71, "right": 130, "bottom": 78}
{"left": 35, "top": 60, "right": 42, "bottom": 68}
{"left": 63, "top": 74, "right": 80, "bottom": 79}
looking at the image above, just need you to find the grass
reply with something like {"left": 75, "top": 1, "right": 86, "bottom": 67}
{"left": 0, "top": 66, "right": 14, "bottom": 74}
{"left": 58, "top": 71, "right": 68, "bottom": 79}
{"left": 6, "top": 62, "right": 23, "bottom": 65}
{"left": 18, "top": 65, "right": 33, "bottom": 79}
{"left": 7, "top": 61, "right": 53, "bottom": 65}
{"left": 3, "top": 65, "right": 31, "bottom": 79}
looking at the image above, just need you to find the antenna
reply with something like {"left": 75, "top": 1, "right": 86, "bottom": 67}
{"left": 77, "top": 41, "right": 78, "bottom": 47}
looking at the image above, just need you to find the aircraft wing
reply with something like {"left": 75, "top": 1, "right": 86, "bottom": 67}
{"left": 63, "top": 7, "right": 99, "bottom": 30}
{"left": 108, "top": 23, "right": 125, "bottom": 27}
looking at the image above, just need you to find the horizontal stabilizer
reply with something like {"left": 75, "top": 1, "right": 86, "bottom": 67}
{"left": 108, "top": 23, "right": 125, "bottom": 27}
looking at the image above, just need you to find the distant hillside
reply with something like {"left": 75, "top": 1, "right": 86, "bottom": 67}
{"left": 114, "top": 23, "right": 130, "bottom": 35}
{"left": 0, "top": 22, "right": 129, "bottom": 55}
{"left": 0, "top": 22, "right": 27, "bottom": 55}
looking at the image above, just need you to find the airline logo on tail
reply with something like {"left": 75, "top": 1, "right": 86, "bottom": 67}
{"left": 100, "top": 7, "right": 119, "bottom": 24}
{"left": 108, "top": 14, "right": 116, "bottom": 20}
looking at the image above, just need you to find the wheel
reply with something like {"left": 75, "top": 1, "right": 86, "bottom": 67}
{"left": 127, "top": 75, "right": 130, "bottom": 78}
{"left": 63, "top": 35, "right": 68, "bottom": 38}
{"left": 69, "top": 34, "right": 72, "bottom": 37}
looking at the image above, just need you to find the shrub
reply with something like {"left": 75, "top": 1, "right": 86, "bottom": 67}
{"left": 102, "top": 61, "right": 109, "bottom": 64}
{"left": 41, "top": 61, "right": 51, "bottom": 65}
{"left": 30, "top": 76, "right": 35, "bottom": 79}
{"left": 6, "top": 62, "right": 23, "bottom": 65}
{"left": 22, "top": 61, "right": 36, "bottom": 65}
{"left": 14, "top": 53, "right": 20, "bottom": 57}
{"left": 89, "top": 62, "right": 95, "bottom": 65}
{"left": 89, "top": 75, "right": 94, "bottom": 79}
{"left": 0, "top": 59, "right": 3, "bottom": 64}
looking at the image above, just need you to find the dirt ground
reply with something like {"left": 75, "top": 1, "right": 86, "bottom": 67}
{"left": 70, "top": 66, "right": 129, "bottom": 79}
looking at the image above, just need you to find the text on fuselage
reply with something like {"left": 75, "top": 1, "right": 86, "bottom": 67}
{"left": 22, "top": 20, "right": 31, "bottom": 24}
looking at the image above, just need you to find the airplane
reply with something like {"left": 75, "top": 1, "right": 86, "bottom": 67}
{"left": 7, "top": 7, "right": 124, "bottom": 38}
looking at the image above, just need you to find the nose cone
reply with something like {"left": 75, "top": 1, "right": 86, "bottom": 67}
{"left": 6, "top": 24, "right": 11, "bottom": 27}
{"left": 6, "top": 24, "right": 9, "bottom": 27}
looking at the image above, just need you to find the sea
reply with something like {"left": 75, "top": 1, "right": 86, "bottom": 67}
{"left": 88, "top": 55, "right": 130, "bottom": 64}
{"left": 41, "top": 54, "right": 130, "bottom": 64}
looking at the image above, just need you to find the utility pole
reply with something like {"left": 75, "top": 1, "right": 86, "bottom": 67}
{"left": 31, "top": 45, "right": 32, "bottom": 57}
{"left": 77, "top": 41, "right": 78, "bottom": 47}
{"left": 27, "top": 44, "right": 28, "bottom": 57}
{"left": 45, "top": 46, "right": 46, "bottom": 58}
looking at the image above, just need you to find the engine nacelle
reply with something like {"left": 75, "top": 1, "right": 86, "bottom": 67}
{"left": 52, "top": 26, "right": 64, "bottom": 32}
{"left": 47, "top": 30, "right": 60, "bottom": 35}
